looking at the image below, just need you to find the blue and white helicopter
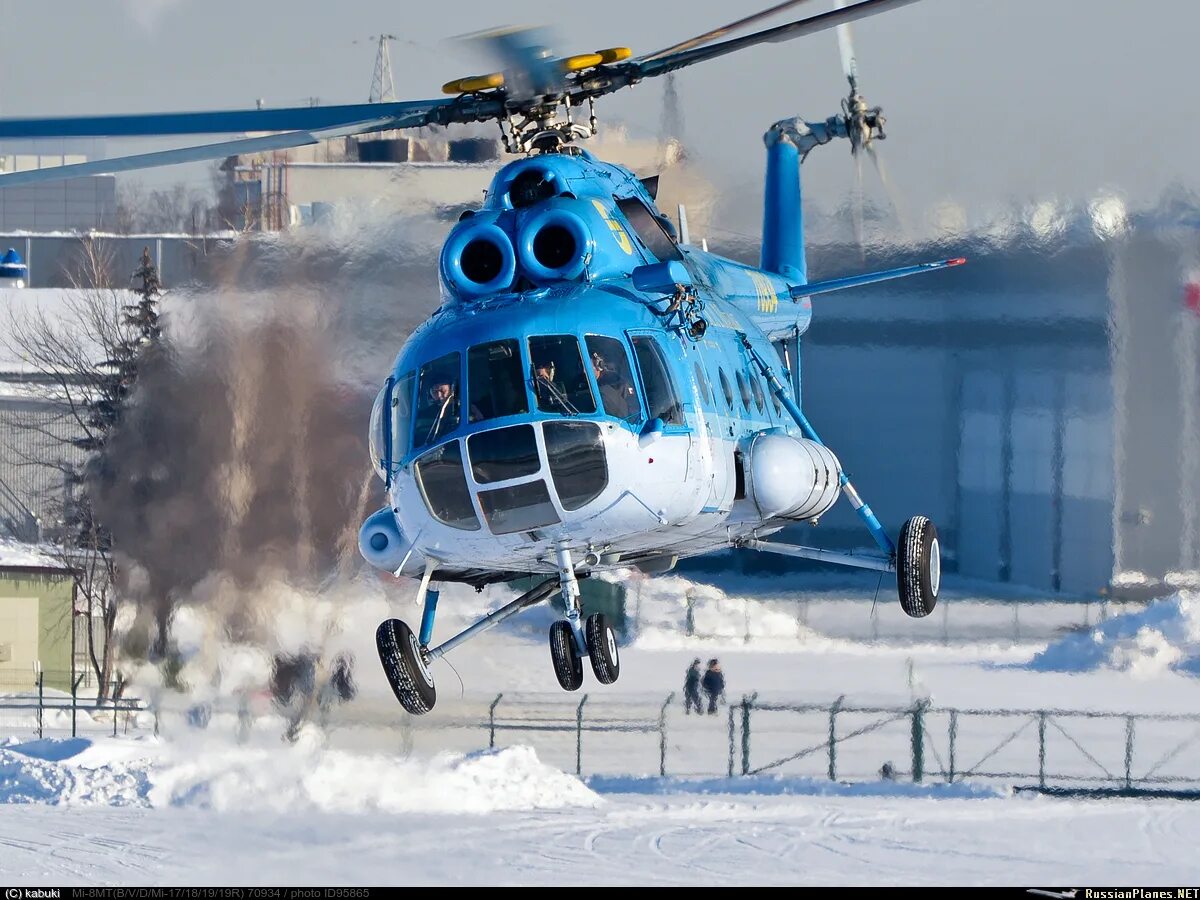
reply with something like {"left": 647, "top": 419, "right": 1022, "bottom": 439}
{"left": 0, "top": 0, "right": 962, "bottom": 714}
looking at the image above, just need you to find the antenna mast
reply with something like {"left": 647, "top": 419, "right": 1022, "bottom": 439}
{"left": 369, "top": 34, "right": 398, "bottom": 103}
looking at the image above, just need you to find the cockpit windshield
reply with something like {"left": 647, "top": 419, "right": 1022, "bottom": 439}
{"left": 414, "top": 352, "right": 461, "bottom": 451}
{"left": 467, "top": 339, "right": 527, "bottom": 424}
{"left": 527, "top": 335, "right": 596, "bottom": 416}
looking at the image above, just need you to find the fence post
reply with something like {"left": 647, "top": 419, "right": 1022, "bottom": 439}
{"left": 71, "top": 673, "right": 83, "bottom": 738}
{"left": 1038, "top": 712, "right": 1047, "bottom": 789}
{"left": 37, "top": 670, "right": 44, "bottom": 739}
{"left": 113, "top": 692, "right": 118, "bottom": 738}
{"left": 741, "top": 693, "right": 757, "bottom": 776}
{"left": 576, "top": 694, "right": 588, "bottom": 777}
{"left": 910, "top": 700, "right": 926, "bottom": 783}
{"left": 948, "top": 709, "right": 957, "bottom": 783}
{"left": 489, "top": 693, "right": 503, "bottom": 749}
{"left": 659, "top": 692, "right": 674, "bottom": 777}
{"left": 1124, "top": 716, "right": 1135, "bottom": 790}
{"left": 828, "top": 695, "right": 844, "bottom": 781}
{"left": 727, "top": 703, "right": 736, "bottom": 778}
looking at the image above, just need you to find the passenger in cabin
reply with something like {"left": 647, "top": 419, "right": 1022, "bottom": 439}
{"left": 533, "top": 359, "right": 575, "bottom": 414}
{"left": 590, "top": 351, "right": 637, "bottom": 420}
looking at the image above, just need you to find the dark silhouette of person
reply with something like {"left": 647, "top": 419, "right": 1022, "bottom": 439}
{"left": 683, "top": 658, "right": 703, "bottom": 714}
{"left": 701, "top": 658, "right": 725, "bottom": 715}
{"left": 423, "top": 380, "right": 460, "bottom": 444}
{"left": 590, "top": 351, "right": 637, "bottom": 419}
{"left": 534, "top": 359, "right": 577, "bottom": 413}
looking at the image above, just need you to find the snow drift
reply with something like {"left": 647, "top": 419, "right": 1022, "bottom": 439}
{"left": 1029, "top": 592, "right": 1200, "bottom": 677}
{"left": 0, "top": 735, "right": 598, "bottom": 814}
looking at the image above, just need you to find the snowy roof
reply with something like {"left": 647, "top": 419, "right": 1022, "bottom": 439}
{"left": 0, "top": 537, "right": 69, "bottom": 572}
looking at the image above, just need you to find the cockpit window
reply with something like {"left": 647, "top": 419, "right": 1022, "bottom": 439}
{"left": 368, "top": 379, "right": 392, "bottom": 482}
{"left": 585, "top": 335, "right": 641, "bottom": 422}
{"left": 414, "top": 352, "right": 462, "bottom": 451}
{"left": 414, "top": 440, "right": 480, "bottom": 531}
{"left": 468, "top": 339, "right": 528, "bottom": 424}
{"left": 615, "top": 197, "right": 682, "bottom": 262}
{"left": 631, "top": 336, "right": 684, "bottom": 425}
{"left": 528, "top": 335, "right": 597, "bottom": 415}
{"left": 391, "top": 371, "right": 414, "bottom": 459}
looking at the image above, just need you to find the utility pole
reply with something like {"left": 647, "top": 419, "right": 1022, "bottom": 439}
{"left": 369, "top": 34, "right": 398, "bottom": 104}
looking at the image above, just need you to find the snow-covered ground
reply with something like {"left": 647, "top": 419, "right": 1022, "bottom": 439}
{"left": 4, "top": 577, "right": 1200, "bottom": 885}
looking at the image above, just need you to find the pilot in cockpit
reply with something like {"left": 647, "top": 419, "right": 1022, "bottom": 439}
{"left": 590, "top": 351, "right": 636, "bottom": 420}
{"left": 423, "top": 379, "right": 461, "bottom": 445}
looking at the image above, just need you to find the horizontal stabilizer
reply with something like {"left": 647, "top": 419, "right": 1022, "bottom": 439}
{"left": 789, "top": 257, "right": 965, "bottom": 299}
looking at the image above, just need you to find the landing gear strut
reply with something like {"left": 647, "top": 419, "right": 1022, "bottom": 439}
{"left": 547, "top": 544, "right": 622, "bottom": 691}
{"left": 376, "top": 549, "right": 623, "bottom": 715}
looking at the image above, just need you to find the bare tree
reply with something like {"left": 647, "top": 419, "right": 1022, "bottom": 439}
{"left": 1, "top": 236, "right": 163, "bottom": 700}
{"left": 116, "top": 178, "right": 220, "bottom": 234}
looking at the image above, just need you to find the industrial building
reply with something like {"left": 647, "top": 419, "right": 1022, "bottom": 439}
{"left": 0, "top": 538, "right": 76, "bottom": 692}
{"left": 0, "top": 140, "right": 117, "bottom": 231}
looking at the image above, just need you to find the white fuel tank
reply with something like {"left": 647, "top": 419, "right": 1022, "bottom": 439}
{"left": 746, "top": 432, "right": 842, "bottom": 521}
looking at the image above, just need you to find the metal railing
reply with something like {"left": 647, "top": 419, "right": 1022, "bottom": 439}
{"left": 0, "top": 671, "right": 142, "bottom": 738}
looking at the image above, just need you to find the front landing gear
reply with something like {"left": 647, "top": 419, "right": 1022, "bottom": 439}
{"left": 897, "top": 515, "right": 940, "bottom": 618}
{"left": 376, "top": 618, "right": 436, "bottom": 715}
{"left": 549, "top": 544, "right": 622, "bottom": 692}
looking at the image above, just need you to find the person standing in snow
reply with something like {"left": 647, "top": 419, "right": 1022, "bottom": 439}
{"left": 702, "top": 658, "right": 725, "bottom": 715}
{"left": 683, "top": 658, "right": 703, "bottom": 714}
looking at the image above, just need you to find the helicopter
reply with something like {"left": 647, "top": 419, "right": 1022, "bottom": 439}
{"left": 0, "top": 0, "right": 965, "bottom": 714}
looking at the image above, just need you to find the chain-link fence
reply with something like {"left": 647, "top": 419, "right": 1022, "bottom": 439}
{"left": 0, "top": 671, "right": 143, "bottom": 738}
{"left": 314, "top": 691, "right": 1200, "bottom": 796}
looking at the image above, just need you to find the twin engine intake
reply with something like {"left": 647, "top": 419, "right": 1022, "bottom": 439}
{"left": 440, "top": 193, "right": 633, "bottom": 298}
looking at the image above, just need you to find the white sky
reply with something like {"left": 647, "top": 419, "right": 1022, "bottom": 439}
{"left": 0, "top": 0, "right": 1194, "bottom": 214}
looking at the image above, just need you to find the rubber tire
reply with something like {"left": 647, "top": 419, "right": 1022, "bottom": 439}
{"left": 584, "top": 613, "right": 620, "bottom": 685}
{"left": 897, "top": 515, "right": 940, "bottom": 618}
{"left": 549, "top": 620, "right": 583, "bottom": 691}
{"left": 376, "top": 618, "right": 436, "bottom": 715}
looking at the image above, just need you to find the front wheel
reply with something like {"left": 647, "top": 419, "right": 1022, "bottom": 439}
{"left": 585, "top": 613, "right": 620, "bottom": 684}
{"left": 376, "top": 619, "right": 436, "bottom": 714}
{"left": 549, "top": 621, "right": 583, "bottom": 691}
{"left": 897, "top": 516, "right": 940, "bottom": 618}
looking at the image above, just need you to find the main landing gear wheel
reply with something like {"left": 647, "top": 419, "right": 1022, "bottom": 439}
{"left": 549, "top": 620, "right": 583, "bottom": 691}
{"left": 897, "top": 515, "right": 940, "bottom": 618}
{"left": 584, "top": 613, "right": 620, "bottom": 684}
{"left": 376, "top": 618, "right": 436, "bottom": 715}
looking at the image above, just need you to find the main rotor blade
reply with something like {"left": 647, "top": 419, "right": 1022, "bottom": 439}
{"left": 631, "top": 0, "right": 922, "bottom": 80}
{"left": 638, "top": 0, "right": 821, "bottom": 62}
{"left": 834, "top": 1, "right": 859, "bottom": 88}
{"left": 0, "top": 118, "right": 396, "bottom": 189}
{"left": 0, "top": 99, "right": 450, "bottom": 139}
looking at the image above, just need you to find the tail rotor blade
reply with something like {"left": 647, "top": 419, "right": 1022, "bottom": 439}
{"left": 866, "top": 143, "right": 911, "bottom": 237}
{"left": 853, "top": 150, "right": 866, "bottom": 254}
